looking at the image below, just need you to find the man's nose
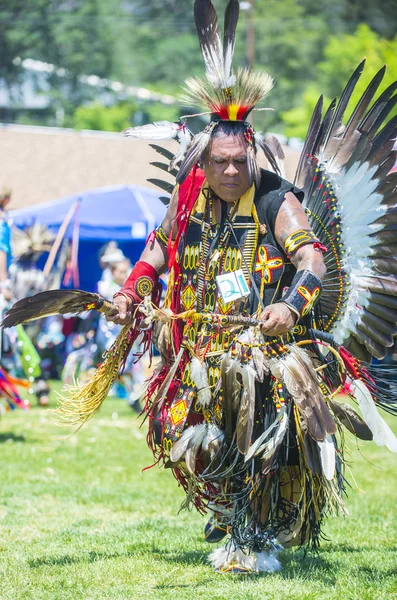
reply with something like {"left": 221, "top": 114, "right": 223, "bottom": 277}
{"left": 224, "top": 162, "right": 239, "bottom": 176}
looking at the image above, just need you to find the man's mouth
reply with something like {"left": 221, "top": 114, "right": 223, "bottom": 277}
{"left": 223, "top": 183, "right": 239, "bottom": 188}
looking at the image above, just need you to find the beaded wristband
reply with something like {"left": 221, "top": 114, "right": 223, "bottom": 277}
{"left": 283, "top": 229, "right": 327, "bottom": 258}
{"left": 155, "top": 224, "right": 169, "bottom": 247}
{"left": 116, "top": 260, "right": 161, "bottom": 305}
{"left": 279, "top": 269, "right": 322, "bottom": 320}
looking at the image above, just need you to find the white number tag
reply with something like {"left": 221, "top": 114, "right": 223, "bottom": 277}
{"left": 216, "top": 269, "right": 250, "bottom": 303}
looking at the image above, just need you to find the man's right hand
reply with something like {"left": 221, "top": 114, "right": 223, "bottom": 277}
{"left": 107, "top": 294, "right": 134, "bottom": 325}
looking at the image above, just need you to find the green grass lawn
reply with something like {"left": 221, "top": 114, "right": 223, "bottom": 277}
{"left": 0, "top": 383, "right": 396, "bottom": 600}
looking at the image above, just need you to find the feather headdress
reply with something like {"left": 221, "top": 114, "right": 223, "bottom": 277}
{"left": 183, "top": 0, "right": 273, "bottom": 120}
{"left": 123, "top": 0, "right": 278, "bottom": 184}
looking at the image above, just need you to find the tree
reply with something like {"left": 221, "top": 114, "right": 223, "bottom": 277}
{"left": 281, "top": 24, "right": 397, "bottom": 139}
{"left": 72, "top": 100, "right": 137, "bottom": 132}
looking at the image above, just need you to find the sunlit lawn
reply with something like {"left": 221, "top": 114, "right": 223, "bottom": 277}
{"left": 0, "top": 382, "right": 396, "bottom": 600}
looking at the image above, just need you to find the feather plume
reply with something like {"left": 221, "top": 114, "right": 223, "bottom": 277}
{"left": 304, "top": 433, "right": 322, "bottom": 475}
{"left": 352, "top": 379, "right": 397, "bottom": 452}
{"left": 254, "top": 132, "right": 280, "bottom": 175}
{"left": 182, "top": 68, "right": 273, "bottom": 119}
{"left": 170, "top": 423, "right": 208, "bottom": 473}
{"left": 247, "top": 144, "right": 260, "bottom": 187}
{"left": 123, "top": 121, "right": 180, "bottom": 140}
{"left": 202, "top": 423, "right": 224, "bottom": 459}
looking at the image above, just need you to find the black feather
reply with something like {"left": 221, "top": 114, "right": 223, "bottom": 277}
{"left": 149, "top": 144, "right": 175, "bottom": 162}
{"left": 150, "top": 161, "right": 179, "bottom": 178}
{"left": 223, "top": 0, "right": 239, "bottom": 66}
{"left": 147, "top": 178, "right": 175, "bottom": 195}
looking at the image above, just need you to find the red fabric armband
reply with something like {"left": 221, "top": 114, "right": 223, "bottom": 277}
{"left": 117, "top": 260, "right": 161, "bottom": 305}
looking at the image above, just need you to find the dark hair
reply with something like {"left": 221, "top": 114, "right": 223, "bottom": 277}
{"left": 201, "top": 119, "right": 256, "bottom": 164}
{"left": 211, "top": 119, "right": 251, "bottom": 138}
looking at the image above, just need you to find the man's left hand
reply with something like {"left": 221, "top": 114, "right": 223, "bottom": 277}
{"left": 258, "top": 303, "right": 297, "bottom": 336}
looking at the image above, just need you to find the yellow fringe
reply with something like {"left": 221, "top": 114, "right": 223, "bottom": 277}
{"left": 55, "top": 324, "right": 132, "bottom": 430}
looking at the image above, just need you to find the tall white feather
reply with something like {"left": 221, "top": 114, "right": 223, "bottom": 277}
{"left": 352, "top": 379, "right": 397, "bottom": 452}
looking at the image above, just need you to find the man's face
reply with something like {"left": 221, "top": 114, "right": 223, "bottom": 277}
{"left": 203, "top": 133, "right": 251, "bottom": 203}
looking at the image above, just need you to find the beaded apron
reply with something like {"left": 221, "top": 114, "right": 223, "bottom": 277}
{"left": 162, "top": 183, "right": 284, "bottom": 450}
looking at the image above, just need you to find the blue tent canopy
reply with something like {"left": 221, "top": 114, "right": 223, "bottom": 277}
{"left": 11, "top": 184, "right": 167, "bottom": 240}
{"left": 10, "top": 185, "right": 168, "bottom": 291}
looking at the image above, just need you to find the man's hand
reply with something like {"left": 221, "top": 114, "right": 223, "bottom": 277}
{"left": 106, "top": 294, "right": 134, "bottom": 325}
{"left": 258, "top": 303, "right": 297, "bottom": 336}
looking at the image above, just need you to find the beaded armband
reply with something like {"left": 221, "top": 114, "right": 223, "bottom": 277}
{"left": 279, "top": 269, "right": 322, "bottom": 320}
{"left": 155, "top": 224, "right": 169, "bottom": 247}
{"left": 283, "top": 229, "right": 327, "bottom": 258}
{"left": 115, "top": 260, "right": 161, "bottom": 305}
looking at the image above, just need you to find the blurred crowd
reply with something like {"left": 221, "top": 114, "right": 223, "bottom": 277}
{"left": 0, "top": 189, "right": 145, "bottom": 414}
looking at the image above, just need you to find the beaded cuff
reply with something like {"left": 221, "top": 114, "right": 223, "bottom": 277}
{"left": 116, "top": 260, "right": 161, "bottom": 305}
{"left": 279, "top": 269, "right": 322, "bottom": 319}
{"left": 155, "top": 224, "right": 169, "bottom": 247}
{"left": 283, "top": 229, "right": 327, "bottom": 258}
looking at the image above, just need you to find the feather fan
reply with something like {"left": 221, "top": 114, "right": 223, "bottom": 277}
{"left": 296, "top": 60, "right": 397, "bottom": 362}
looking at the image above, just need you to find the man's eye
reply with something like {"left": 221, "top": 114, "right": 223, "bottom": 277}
{"left": 235, "top": 158, "right": 247, "bottom": 164}
{"left": 213, "top": 159, "right": 226, "bottom": 164}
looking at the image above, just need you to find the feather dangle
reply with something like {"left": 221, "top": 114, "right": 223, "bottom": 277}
{"left": 260, "top": 409, "right": 289, "bottom": 474}
{"left": 170, "top": 423, "right": 224, "bottom": 473}
{"left": 245, "top": 407, "right": 286, "bottom": 462}
{"left": 328, "top": 398, "right": 373, "bottom": 440}
{"left": 268, "top": 346, "right": 336, "bottom": 442}
{"left": 236, "top": 363, "right": 257, "bottom": 455}
{"left": 317, "top": 435, "right": 336, "bottom": 481}
{"left": 190, "top": 357, "right": 212, "bottom": 407}
{"left": 351, "top": 379, "right": 397, "bottom": 452}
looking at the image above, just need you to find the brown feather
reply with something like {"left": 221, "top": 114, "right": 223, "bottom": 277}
{"left": 357, "top": 320, "right": 394, "bottom": 348}
{"left": 328, "top": 399, "right": 373, "bottom": 441}
{"left": 343, "top": 336, "right": 372, "bottom": 362}
{"left": 236, "top": 365, "right": 256, "bottom": 455}
{"left": 361, "top": 310, "right": 397, "bottom": 335}
{"left": 269, "top": 347, "right": 336, "bottom": 442}
{"left": 2, "top": 289, "right": 103, "bottom": 328}
{"left": 359, "top": 276, "right": 397, "bottom": 296}
{"left": 352, "top": 329, "right": 387, "bottom": 359}
{"left": 367, "top": 301, "right": 397, "bottom": 324}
